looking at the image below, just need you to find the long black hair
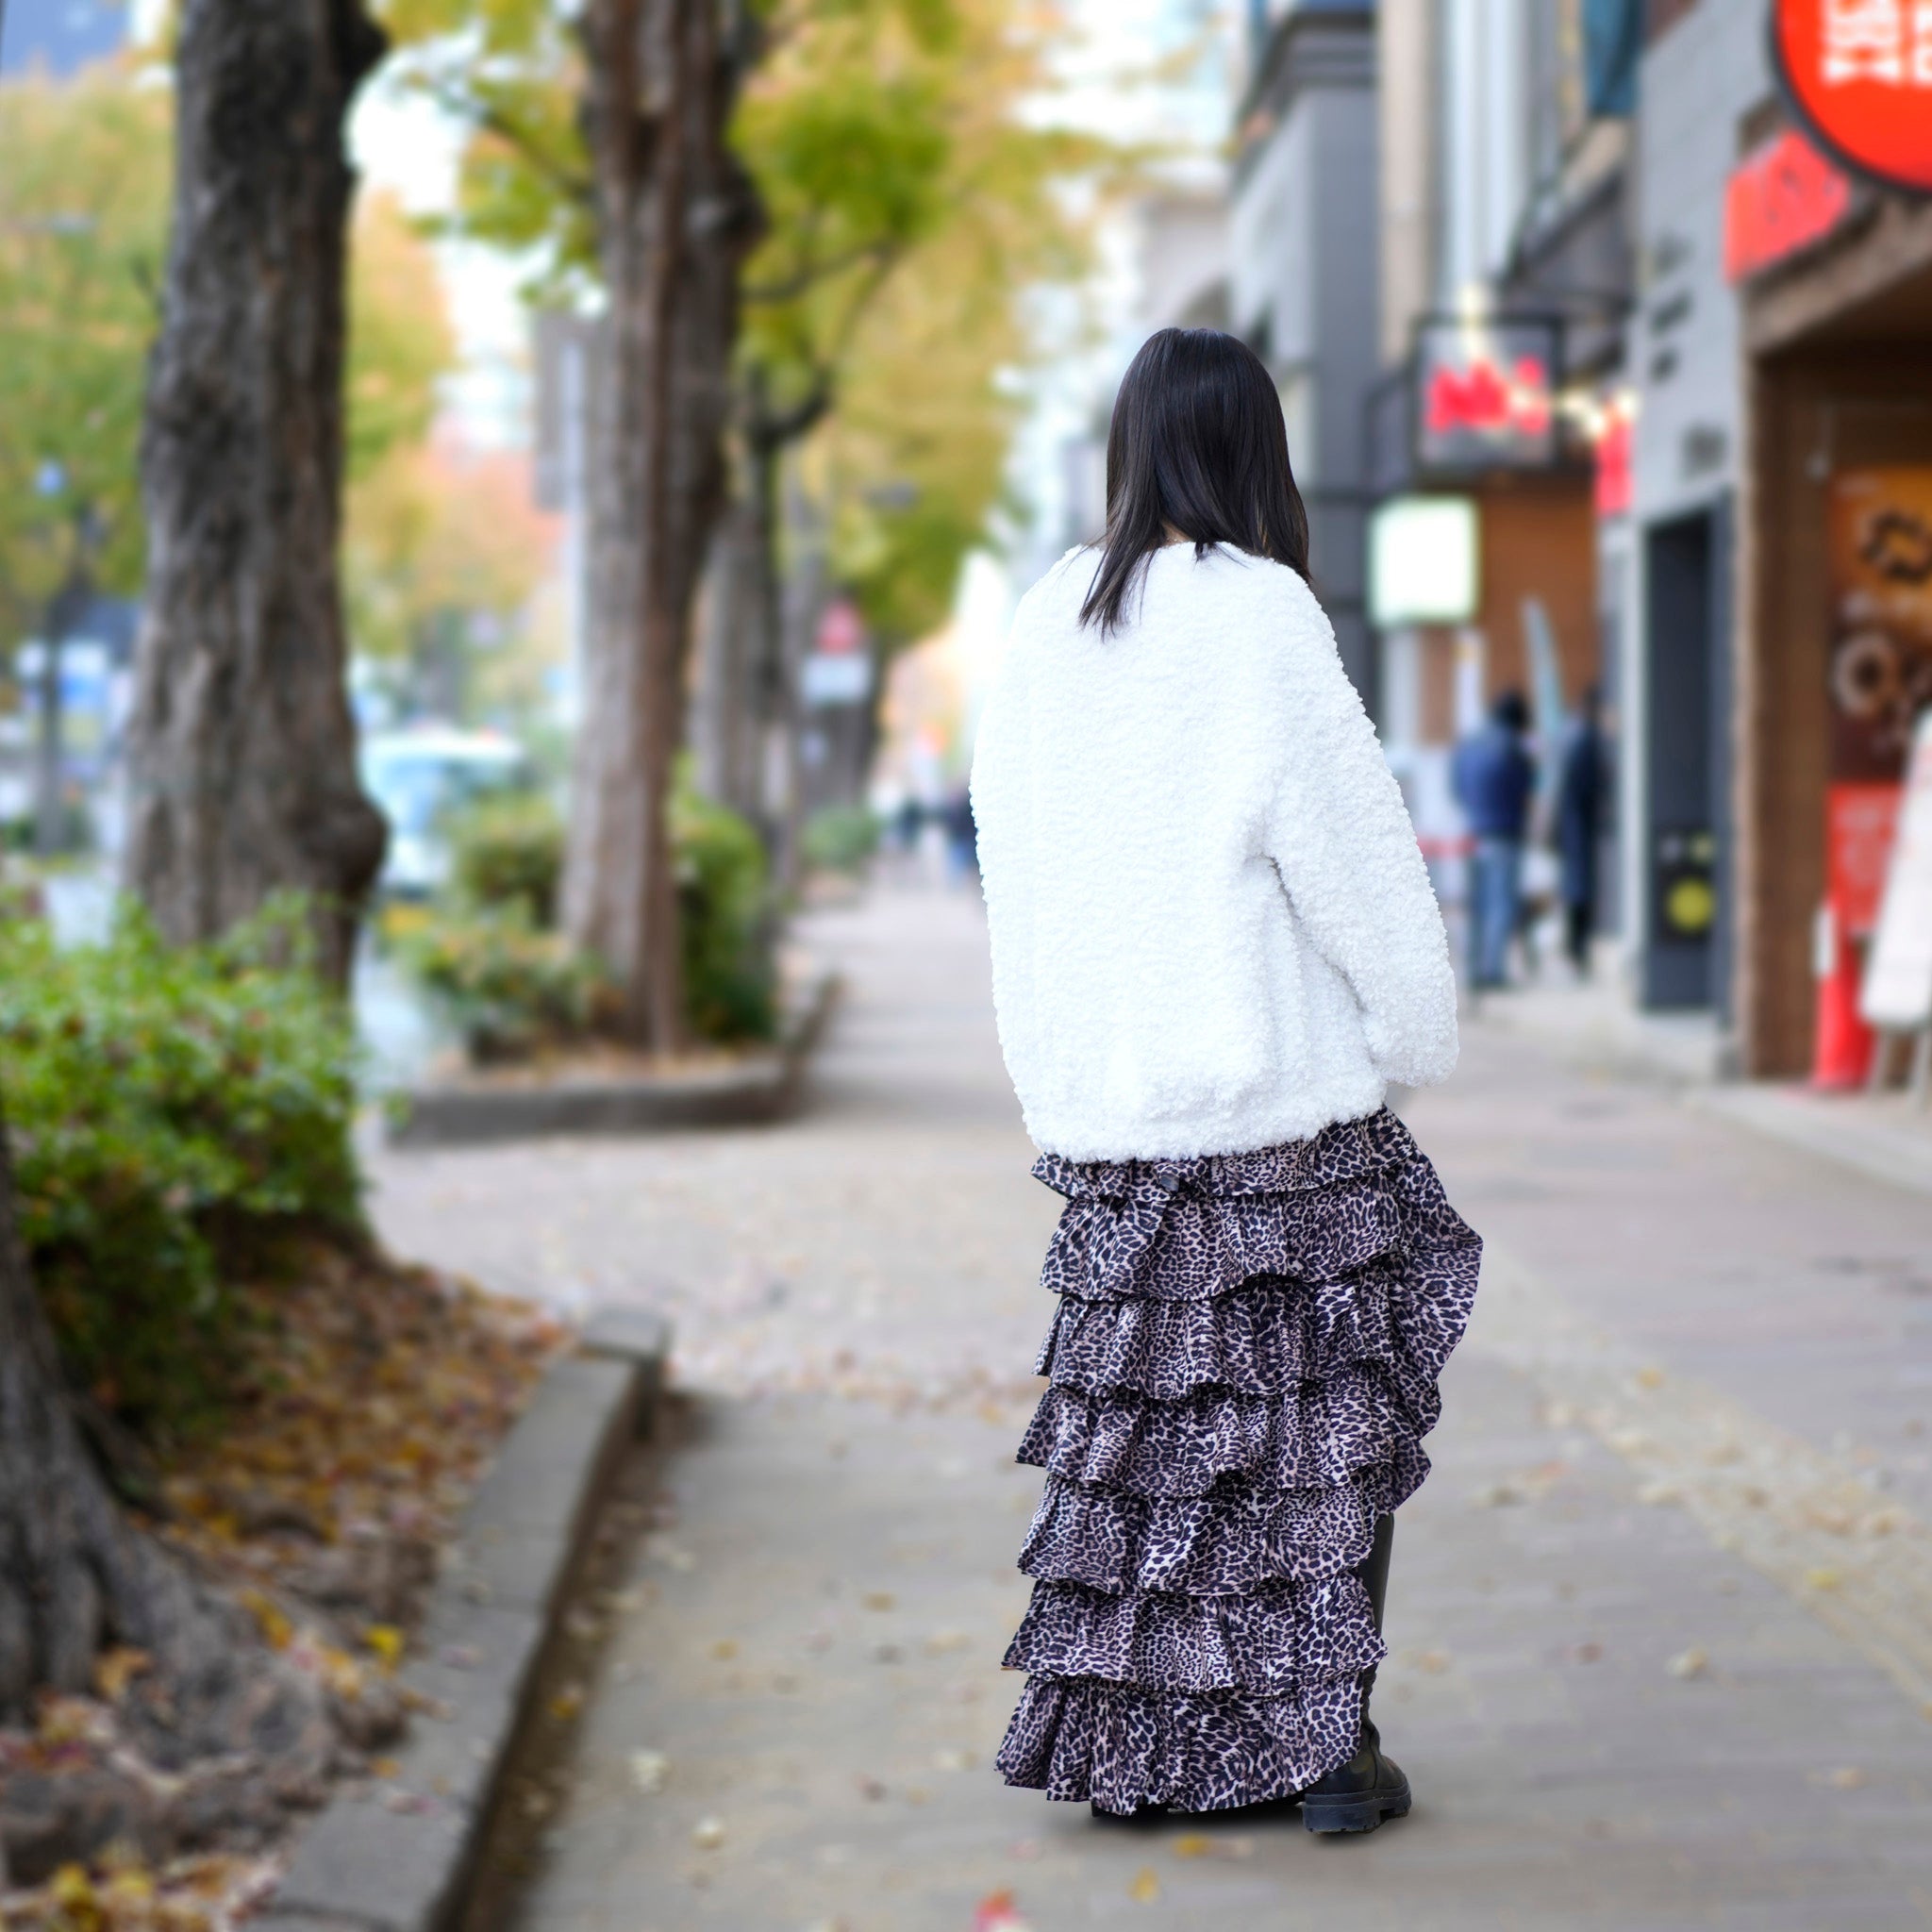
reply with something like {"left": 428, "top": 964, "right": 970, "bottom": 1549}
{"left": 1078, "top": 327, "right": 1311, "bottom": 635}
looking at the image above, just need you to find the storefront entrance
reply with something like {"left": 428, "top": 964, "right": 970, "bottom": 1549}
{"left": 1737, "top": 201, "right": 1932, "bottom": 1075}
{"left": 1642, "top": 503, "right": 1732, "bottom": 1011}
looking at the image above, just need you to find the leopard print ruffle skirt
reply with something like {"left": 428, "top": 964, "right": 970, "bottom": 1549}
{"left": 993, "top": 1107, "right": 1481, "bottom": 1813}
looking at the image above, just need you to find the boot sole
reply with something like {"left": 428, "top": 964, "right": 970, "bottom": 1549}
{"left": 1302, "top": 1775, "right": 1411, "bottom": 1835}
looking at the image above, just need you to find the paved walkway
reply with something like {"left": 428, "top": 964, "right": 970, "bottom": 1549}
{"left": 370, "top": 890, "right": 1932, "bottom": 1931}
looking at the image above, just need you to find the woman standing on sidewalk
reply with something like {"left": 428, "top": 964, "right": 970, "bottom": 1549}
{"left": 970, "top": 327, "right": 1481, "bottom": 1834}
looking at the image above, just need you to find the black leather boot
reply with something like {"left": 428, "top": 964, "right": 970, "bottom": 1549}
{"left": 1300, "top": 1716, "right": 1412, "bottom": 1834}
{"left": 1303, "top": 1513, "right": 1412, "bottom": 1835}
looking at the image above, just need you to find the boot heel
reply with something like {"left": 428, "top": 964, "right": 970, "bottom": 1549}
{"left": 1302, "top": 1778, "right": 1410, "bottom": 1835}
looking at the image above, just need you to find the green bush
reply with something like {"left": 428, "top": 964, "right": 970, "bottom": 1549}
{"left": 802, "top": 803, "right": 880, "bottom": 875}
{"left": 394, "top": 773, "right": 776, "bottom": 1055}
{"left": 0, "top": 902, "right": 361, "bottom": 1435}
{"left": 673, "top": 778, "right": 776, "bottom": 1045}
{"left": 448, "top": 791, "right": 564, "bottom": 925}
{"left": 395, "top": 905, "right": 606, "bottom": 1062}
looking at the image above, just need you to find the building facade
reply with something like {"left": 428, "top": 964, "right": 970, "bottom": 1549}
{"left": 1363, "top": 0, "right": 1635, "bottom": 914}
{"left": 1632, "top": 0, "right": 1932, "bottom": 1075}
{"left": 1230, "top": 0, "right": 1383, "bottom": 698}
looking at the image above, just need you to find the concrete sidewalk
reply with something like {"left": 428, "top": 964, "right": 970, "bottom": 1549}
{"left": 1470, "top": 955, "right": 1932, "bottom": 1202}
{"left": 370, "top": 889, "right": 1932, "bottom": 1931}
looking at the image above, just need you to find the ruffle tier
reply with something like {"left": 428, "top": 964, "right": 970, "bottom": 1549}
{"left": 1017, "top": 1365, "right": 1437, "bottom": 1497}
{"left": 994, "top": 1674, "right": 1368, "bottom": 1815}
{"left": 1005, "top": 1574, "right": 1382, "bottom": 1692}
{"left": 1034, "top": 1260, "right": 1470, "bottom": 1406}
{"left": 998, "top": 1108, "right": 1480, "bottom": 1813}
{"left": 1033, "top": 1110, "right": 1475, "bottom": 1306}
{"left": 1018, "top": 1457, "right": 1428, "bottom": 1594}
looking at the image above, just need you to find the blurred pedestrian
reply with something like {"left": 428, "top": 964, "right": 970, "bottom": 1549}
{"left": 1451, "top": 690, "right": 1536, "bottom": 990}
{"left": 972, "top": 327, "right": 1478, "bottom": 1836}
{"left": 942, "top": 786, "right": 977, "bottom": 884}
{"left": 893, "top": 793, "right": 924, "bottom": 855}
{"left": 1556, "top": 686, "right": 1607, "bottom": 976}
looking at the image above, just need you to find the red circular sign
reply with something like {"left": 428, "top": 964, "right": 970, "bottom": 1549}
{"left": 1773, "top": 0, "right": 1932, "bottom": 194}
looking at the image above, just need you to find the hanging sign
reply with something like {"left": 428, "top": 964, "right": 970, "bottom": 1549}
{"left": 1771, "top": 0, "right": 1932, "bottom": 194}
{"left": 1412, "top": 318, "right": 1561, "bottom": 475}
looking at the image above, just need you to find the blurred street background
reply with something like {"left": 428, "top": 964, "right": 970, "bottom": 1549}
{"left": 7, "top": 0, "right": 1932, "bottom": 1924}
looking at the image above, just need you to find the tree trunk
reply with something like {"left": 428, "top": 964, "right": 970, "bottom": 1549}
{"left": 121, "top": 0, "right": 389, "bottom": 991}
{"left": 563, "top": 0, "right": 762, "bottom": 1048}
{"left": 0, "top": 1102, "right": 331, "bottom": 1879}
{"left": 691, "top": 504, "right": 756, "bottom": 819}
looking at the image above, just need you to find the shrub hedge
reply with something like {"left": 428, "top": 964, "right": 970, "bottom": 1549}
{"left": 0, "top": 902, "right": 361, "bottom": 1435}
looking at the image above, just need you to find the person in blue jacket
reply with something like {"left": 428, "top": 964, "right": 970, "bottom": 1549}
{"left": 1451, "top": 690, "right": 1537, "bottom": 990}
{"left": 1555, "top": 687, "right": 1607, "bottom": 975}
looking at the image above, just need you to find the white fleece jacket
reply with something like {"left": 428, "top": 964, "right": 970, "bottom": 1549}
{"left": 970, "top": 542, "right": 1457, "bottom": 1161}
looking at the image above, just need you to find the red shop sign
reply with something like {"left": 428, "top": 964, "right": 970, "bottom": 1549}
{"left": 1772, "top": 0, "right": 1932, "bottom": 194}
{"left": 1724, "top": 131, "right": 1854, "bottom": 281}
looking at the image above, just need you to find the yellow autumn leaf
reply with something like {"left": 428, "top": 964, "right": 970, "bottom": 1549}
{"left": 364, "top": 1624, "right": 405, "bottom": 1670}
{"left": 1129, "top": 1866, "right": 1160, "bottom": 1903}
{"left": 239, "top": 1588, "right": 292, "bottom": 1650}
{"left": 50, "top": 1863, "right": 102, "bottom": 1932}
{"left": 103, "top": 1867, "right": 158, "bottom": 1905}
{"left": 93, "top": 1645, "right": 153, "bottom": 1702}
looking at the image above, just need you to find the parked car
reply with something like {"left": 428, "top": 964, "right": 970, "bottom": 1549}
{"left": 360, "top": 726, "right": 536, "bottom": 900}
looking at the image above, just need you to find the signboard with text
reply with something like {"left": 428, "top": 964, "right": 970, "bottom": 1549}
{"left": 1412, "top": 318, "right": 1561, "bottom": 475}
{"left": 1724, "top": 131, "right": 1855, "bottom": 283}
{"left": 1773, "top": 0, "right": 1932, "bottom": 194}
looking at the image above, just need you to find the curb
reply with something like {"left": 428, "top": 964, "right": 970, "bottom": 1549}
{"left": 384, "top": 972, "right": 841, "bottom": 1149}
{"left": 254, "top": 1308, "right": 671, "bottom": 1932}
{"left": 1688, "top": 1082, "right": 1932, "bottom": 1198}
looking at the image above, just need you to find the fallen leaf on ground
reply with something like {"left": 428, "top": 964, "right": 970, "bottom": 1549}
{"left": 1818, "top": 1765, "right": 1867, "bottom": 1790}
{"left": 862, "top": 1591, "right": 896, "bottom": 1612}
{"left": 1173, "top": 1832, "right": 1255, "bottom": 1859}
{"left": 1129, "top": 1866, "right": 1161, "bottom": 1902}
{"left": 710, "top": 1639, "right": 738, "bottom": 1660}
{"left": 547, "top": 1685, "right": 585, "bottom": 1721}
{"left": 364, "top": 1624, "right": 405, "bottom": 1670}
{"left": 1415, "top": 1648, "right": 1451, "bottom": 1674}
{"left": 691, "top": 1815, "right": 726, "bottom": 1849}
{"left": 629, "top": 1750, "right": 669, "bottom": 1794}
{"left": 973, "top": 1890, "right": 1029, "bottom": 1932}
{"left": 1805, "top": 1568, "right": 1844, "bottom": 1591}
{"left": 934, "top": 1747, "right": 974, "bottom": 1771}
{"left": 92, "top": 1647, "right": 152, "bottom": 1703}
{"left": 1667, "top": 1647, "right": 1708, "bottom": 1680}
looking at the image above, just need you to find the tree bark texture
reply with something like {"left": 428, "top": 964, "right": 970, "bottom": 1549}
{"left": 122, "top": 0, "right": 389, "bottom": 990}
{"left": 690, "top": 494, "right": 766, "bottom": 822}
{"left": 563, "top": 0, "right": 762, "bottom": 1047}
{"left": 0, "top": 1107, "right": 332, "bottom": 1881}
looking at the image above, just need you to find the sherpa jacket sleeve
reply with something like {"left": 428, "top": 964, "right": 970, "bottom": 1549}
{"left": 1261, "top": 579, "right": 1459, "bottom": 1090}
